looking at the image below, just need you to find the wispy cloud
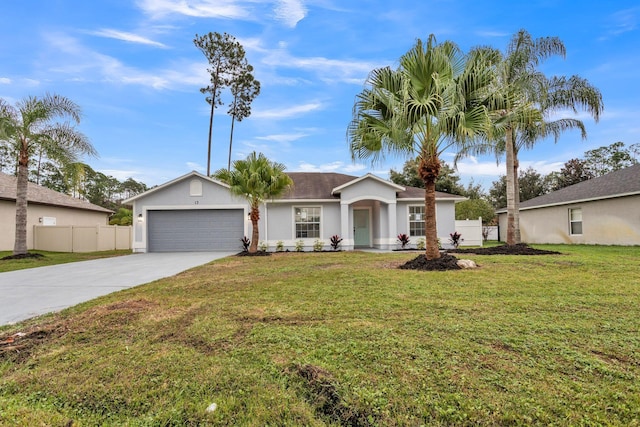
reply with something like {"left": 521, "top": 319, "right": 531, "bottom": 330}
{"left": 600, "top": 7, "right": 639, "bottom": 39}
{"left": 186, "top": 162, "right": 206, "bottom": 172}
{"left": 0, "top": 77, "right": 11, "bottom": 84}
{"left": 44, "top": 32, "right": 207, "bottom": 90}
{"left": 274, "top": 0, "right": 307, "bottom": 28}
{"left": 136, "top": 0, "right": 251, "bottom": 20}
{"left": 89, "top": 29, "right": 168, "bottom": 48}
{"left": 256, "top": 133, "right": 309, "bottom": 143}
{"left": 253, "top": 102, "right": 323, "bottom": 119}
{"left": 294, "top": 161, "right": 366, "bottom": 173}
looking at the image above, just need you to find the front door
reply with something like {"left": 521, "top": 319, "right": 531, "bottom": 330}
{"left": 354, "top": 209, "right": 370, "bottom": 247}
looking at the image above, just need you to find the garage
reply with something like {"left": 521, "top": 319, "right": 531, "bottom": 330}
{"left": 147, "top": 209, "right": 244, "bottom": 252}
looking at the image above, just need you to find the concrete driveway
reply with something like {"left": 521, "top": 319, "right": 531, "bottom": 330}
{"left": 0, "top": 252, "right": 234, "bottom": 326}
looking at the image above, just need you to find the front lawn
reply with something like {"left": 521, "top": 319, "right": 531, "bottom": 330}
{"left": 0, "top": 250, "right": 132, "bottom": 273}
{"left": 1, "top": 245, "right": 639, "bottom": 425}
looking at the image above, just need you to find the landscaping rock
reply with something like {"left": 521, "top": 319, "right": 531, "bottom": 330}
{"left": 457, "top": 259, "right": 478, "bottom": 269}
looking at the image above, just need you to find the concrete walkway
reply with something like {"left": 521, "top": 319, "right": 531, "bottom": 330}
{"left": 0, "top": 252, "right": 234, "bottom": 326}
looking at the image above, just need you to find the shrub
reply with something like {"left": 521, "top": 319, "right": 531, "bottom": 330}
{"left": 241, "top": 236, "right": 250, "bottom": 252}
{"left": 259, "top": 241, "right": 268, "bottom": 252}
{"left": 397, "top": 233, "right": 410, "bottom": 249}
{"left": 313, "top": 240, "right": 324, "bottom": 252}
{"left": 295, "top": 240, "right": 304, "bottom": 252}
{"left": 330, "top": 235, "right": 343, "bottom": 251}
{"left": 276, "top": 240, "right": 284, "bottom": 252}
{"left": 416, "top": 237, "right": 425, "bottom": 250}
{"left": 449, "top": 232, "right": 463, "bottom": 248}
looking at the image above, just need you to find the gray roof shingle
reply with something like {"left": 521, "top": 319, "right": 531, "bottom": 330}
{"left": 513, "top": 164, "right": 640, "bottom": 211}
{"left": 0, "top": 172, "right": 113, "bottom": 213}
{"left": 283, "top": 172, "right": 465, "bottom": 200}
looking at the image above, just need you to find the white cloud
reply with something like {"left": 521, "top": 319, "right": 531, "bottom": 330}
{"left": 90, "top": 29, "right": 168, "bottom": 48}
{"left": 186, "top": 162, "right": 206, "bottom": 172}
{"left": 136, "top": 0, "right": 250, "bottom": 20}
{"left": 255, "top": 133, "right": 309, "bottom": 143}
{"left": 44, "top": 32, "right": 207, "bottom": 90}
{"left": 274, "top": 0, "right": 307, "bottom": 28}
{"left": 0, "top": 77, "right": 11, "bottom": 84}
{"left": 253, "top": 102, "right": 323, "bottom": 119}
{"left": 294, "top": 161, "right": 366, "bottom": 173}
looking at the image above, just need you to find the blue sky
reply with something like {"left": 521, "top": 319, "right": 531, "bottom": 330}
{"left": 2, "top": 1, "right": 639, "bottom": 189}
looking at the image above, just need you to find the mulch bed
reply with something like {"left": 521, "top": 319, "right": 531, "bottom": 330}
{"left": 398, "top": 253, "right": 462, "bottom": 271}
{"left": 1, "top": 252, "right": 45, "bottom": 261}
{"left": 236, "top": 251, "right": 272, "bottom": 257}
{"left": 448, "top": 243, "right": 561, "bottom": 256}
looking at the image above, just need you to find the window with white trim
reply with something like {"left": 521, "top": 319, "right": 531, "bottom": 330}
{"left": 295, "top": 207, "right": 320, "bottom": 238}
{"left": 569, "top": 208, "right": 582, "bottom": 235}
{"left": 409, "top": 205, "right": 425, "bottom": 237}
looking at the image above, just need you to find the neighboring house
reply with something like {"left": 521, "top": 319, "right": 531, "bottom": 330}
{"left": 497, "top": 164, "right": 640, "bottom": 245}
{"left": 0, "top": 172, "right": 113, "bottom": 251}
{"left": 123, "top": 171, "right": 465, "bottom": 253}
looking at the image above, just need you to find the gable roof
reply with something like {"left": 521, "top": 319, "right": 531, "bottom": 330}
{"left": 501, "top": 164, "right": 640, "bottom": 212}
{"left": 0, "top": 172, "right": 112, "bottom": 213}
{"left": 122, "top": 170, "right": 229, "bottom": 204}
{"left": 283, "top": 172, "right": 465, "bottom": 201}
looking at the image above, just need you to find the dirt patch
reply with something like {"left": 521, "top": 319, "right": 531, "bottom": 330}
{"left": 1, "top": 252, "right": 45, "bottom": 260}
{"left": 398, "top": 253, "right": 462, "bottom": 271}
{"left": 448, "top": 243, "right": 561, "bottom": 255}
{"left": 0, "top": 323, "right": 67, "bottom": 363}
{"left": 294, "top": 364, "right": 374, "bottom": 426}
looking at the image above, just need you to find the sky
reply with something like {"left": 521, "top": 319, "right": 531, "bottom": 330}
{"left": 1, "top": 1, "right": 639, "bottom": 190}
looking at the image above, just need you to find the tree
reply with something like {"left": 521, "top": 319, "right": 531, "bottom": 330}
{"left": 463, "top": 30, "right": 602, "bottom": 245}
{"left": 390, "top": 159, "right": 466, "bottom": 194}
{"left": 583, "top": 141, "right": 638, "bottom": 177}
{"left": 213, "top": 152, "right": 293, "bottom": 253}
{"left": 0, "top": 94, "right": 96, "bottom": 255}
{"left": 194, "top": 32, "right": 248, "bottom": 176}
{"left": 455, "top": 198, "right": 495, "bottom": 224}
{"left": 349, "top": 36, "right": 494, "bottom": 259}
{"left": 488, "top": 167, "right": 550, "bottom": 208}
{"left": 109, "top": 207, "right": 133, "bottom": 226}
{"left": 550, "top": 158, "right": 594, "bottom": 190}
{"left": 227, "top": 64, "right": 260, "bottom": 171}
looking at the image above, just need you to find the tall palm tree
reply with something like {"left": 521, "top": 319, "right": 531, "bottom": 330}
{"left": 461, "top": 30, "right": 603, "bottom": 245}
{"left": 213, "top": 151, "right": 292, "bottom": 253}
{"left": 349, "top": 36, "right": 494, "bottom": 260}
{"left": 0, "top": 94, "right": 96, "bottom": 255}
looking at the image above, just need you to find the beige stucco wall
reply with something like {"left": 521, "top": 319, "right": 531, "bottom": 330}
{"left": 498, "top": 195, "right": 640, "bottom": 245}
{"left": 0, "top": 200, "right": 110, "bottom": 251}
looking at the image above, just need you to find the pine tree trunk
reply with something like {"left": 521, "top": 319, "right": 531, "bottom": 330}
{"left": 13, "top": 146, "right": 30, "bottom": 255}
{"left": 206, "top": 98, "right": 215, "bottom": 176}
{"left": 228, "top": 115, "right": 236, "bottom": 171}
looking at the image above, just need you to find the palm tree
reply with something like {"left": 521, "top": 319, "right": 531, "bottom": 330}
{"left": 348, "top": 36, "right": 494, "bottom": 260}
{"left": 461, "top": 30, "right": 603, "bottom": 245}
{"left": 213, "top": 151, "right": 292, "bottom": 253}
{"left": 0, "top": 94, "right": 96, "bottom": 255}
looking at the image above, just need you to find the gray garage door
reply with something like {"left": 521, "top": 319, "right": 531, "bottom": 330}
{"left": 147, "top": 209, "right": 244, "bottom": 252}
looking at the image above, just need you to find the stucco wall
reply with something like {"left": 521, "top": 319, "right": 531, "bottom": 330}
{"left": 0, "top": 200, "right": 110, "bottom": 251}
{"left": 396, "top": 200, "right": 457, "bottom": 245}
{"left": 498, "top": 195, "right": 640, "bottom": 245}
{"left": 263, "top": 201, "right": 341, "bottom": 250}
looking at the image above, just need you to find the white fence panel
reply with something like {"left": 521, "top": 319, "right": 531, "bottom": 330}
{"left": 454, "top": 218, "right": 483, "bottom": 247}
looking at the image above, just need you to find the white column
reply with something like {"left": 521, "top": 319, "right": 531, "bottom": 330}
{"left": 340, "top": 202, "right": 352, "bottom": 250}
{"left": 387, "top": 202, "right": 397, "bottom": 250}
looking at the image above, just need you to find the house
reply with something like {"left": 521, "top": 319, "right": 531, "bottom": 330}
{"left": 123, "top": 171, "right": 466, "bottom": 252}
{"left": 497, "top": 164, "right": 640, "bottom": 245}
{"left": 0, "top": 172, "right": 113, "bottom": 251}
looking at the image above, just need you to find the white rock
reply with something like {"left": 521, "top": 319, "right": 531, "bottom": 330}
{"left": 457, "top": 259, "right": 478, "bottom": 269}
{"left": 206, "top": 403, "right": 217, "bottom": 413}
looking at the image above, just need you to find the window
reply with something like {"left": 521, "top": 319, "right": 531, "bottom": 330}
{"left": 569, "top": 208, "right": 582, "bottom": 235}
{"left": 295, "top": 207, "right": 320, "bottom": 238}
{"left": 409, "top": 206, "right": 425, "bottom": 237}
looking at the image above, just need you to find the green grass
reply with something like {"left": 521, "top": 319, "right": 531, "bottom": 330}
{"left": 0, "top": 250, "right": 132, "bottom": 272}
{"left": 1, "top": 245, "right": 639, "bottom": 426}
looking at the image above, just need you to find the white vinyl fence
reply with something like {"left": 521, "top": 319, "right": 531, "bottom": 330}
{"left": 34, "top": 225, "right": 132, "bottom": 253}
{"left": 454, "top": 218, "right": 483, "bottom": 246}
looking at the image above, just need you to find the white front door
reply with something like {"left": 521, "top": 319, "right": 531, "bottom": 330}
{"left": 354, "top": 209, "right": 370, "bottom": 247}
